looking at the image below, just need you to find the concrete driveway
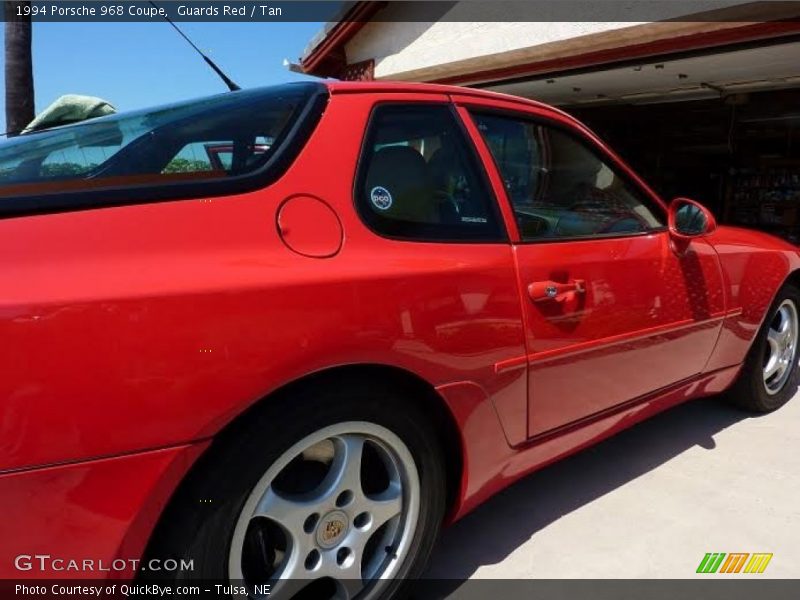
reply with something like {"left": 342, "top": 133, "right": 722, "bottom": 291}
{"left": 426, "top": 393, "right": 800, "bottom": 580}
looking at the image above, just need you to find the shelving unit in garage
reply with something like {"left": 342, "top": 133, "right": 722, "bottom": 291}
{"left": 727, "top": 167, "right": 800, "bottom": 243}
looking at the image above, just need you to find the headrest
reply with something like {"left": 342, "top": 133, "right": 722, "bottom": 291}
{"left": 364, "top": 146, "right": 435, "bottom": 223}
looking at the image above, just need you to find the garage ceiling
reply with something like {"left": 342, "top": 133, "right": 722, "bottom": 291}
{"left": 484, "top": 40, "right": 800, "bottom": 106}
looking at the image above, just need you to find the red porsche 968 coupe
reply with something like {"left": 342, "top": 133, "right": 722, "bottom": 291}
{"left": 1, "top": 81, "right": 798, "bottom": 599}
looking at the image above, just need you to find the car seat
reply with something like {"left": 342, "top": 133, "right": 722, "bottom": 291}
{"left": 364, "top": 146, "right": 436, "bottom": 223}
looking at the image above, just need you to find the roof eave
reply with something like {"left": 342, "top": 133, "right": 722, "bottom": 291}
{"left": 300, "top": 1, "right": 382, "bottom": 78}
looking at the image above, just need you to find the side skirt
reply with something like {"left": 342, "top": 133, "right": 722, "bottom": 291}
{"left": 450, "top": 364, "right": 740, "bottom": 521}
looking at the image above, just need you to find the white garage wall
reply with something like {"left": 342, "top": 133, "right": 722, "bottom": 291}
{"left": 340, "top": 1, "right": 773, "bottom": 83}
{"left": 346, "top": 19, "right": 639, "bottom": 80}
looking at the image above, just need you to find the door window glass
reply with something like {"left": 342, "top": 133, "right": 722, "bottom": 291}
{"left": 472, "top": 112, "right": 664, "bottom": 240}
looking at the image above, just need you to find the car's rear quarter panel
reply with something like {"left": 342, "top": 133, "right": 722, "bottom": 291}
{"left": 0, "top": 90, "right": 527, "bottom": 470}
{"left": 0, "top": 91, "right": 527, "bottom": 573}
{"left": 0, "top": 443, "right": 207, "bottom": 579}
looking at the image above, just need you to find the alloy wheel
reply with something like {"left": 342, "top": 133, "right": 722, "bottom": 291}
{"left": 228, "top": 422, "right": 420, "bottom": 599}
{"left": 763, "top": 299, "right": 799, "bottom": 395}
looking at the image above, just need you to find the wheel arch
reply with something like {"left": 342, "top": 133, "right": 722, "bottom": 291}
{"left": 218, "top": 364, "right": 463, "bottom": 510}
{"left": 744, "top": 265, "right": 800, "bottom": 344}
{"left": 705, "top": 235, "right": 800, "bottom": 374}
{"left": 138, "top": 363, "right": 465, "bottom": 569}
{"left": 784, "top": 267, "right": 800, "bottom": 292}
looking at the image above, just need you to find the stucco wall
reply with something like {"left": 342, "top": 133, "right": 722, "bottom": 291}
{"left": 341, "top": 1, "right": 767, "bottom": 83}
{"left": 351, "top": 23, "right": 639, "bottom": 75}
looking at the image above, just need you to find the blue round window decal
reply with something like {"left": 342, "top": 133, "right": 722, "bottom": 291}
{"left": 370, "top": 186, "right": 393, "bottom": 211}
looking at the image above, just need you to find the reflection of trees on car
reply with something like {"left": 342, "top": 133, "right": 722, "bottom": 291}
{"left": 40, "top": 163, "right": 90, "bottom": 177}
{"left": 162, "top": 158, "right": 213, "bottom": 174}
{"left": 0, "top": 162, "right": 89, "bottom": 180}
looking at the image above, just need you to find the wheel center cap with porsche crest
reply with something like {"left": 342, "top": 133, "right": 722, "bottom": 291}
{"left": 316, "top": 510, "right": 349, "bottom": 548}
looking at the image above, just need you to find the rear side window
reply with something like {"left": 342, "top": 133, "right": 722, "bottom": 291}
{"left": 0, "top": 82, "right": 325, "bottom": 217}
{"left": 356, "top": 104, "right": 504, "bottom": 242}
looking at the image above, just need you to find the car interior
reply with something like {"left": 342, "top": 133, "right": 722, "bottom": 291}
{"left": 474, "top": 113, "right": 664, "bottom": 239}
{"left": 360, "top": 106, "right": 497, "bottom": 236}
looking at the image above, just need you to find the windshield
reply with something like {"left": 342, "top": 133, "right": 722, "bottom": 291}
{"left": 0, "top": 82, "right": 322, "bottom": 203}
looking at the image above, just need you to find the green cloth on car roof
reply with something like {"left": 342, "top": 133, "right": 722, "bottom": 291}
{"left": 23, "top": 94, "right": 116, "bottom": 133}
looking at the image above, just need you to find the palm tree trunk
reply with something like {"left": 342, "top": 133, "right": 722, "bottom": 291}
{"left": 4, "top": 1, "right": 34, "bottom": 136}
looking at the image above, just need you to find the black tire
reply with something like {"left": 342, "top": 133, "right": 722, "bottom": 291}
{"left": 726, "top": 282, "right": 800, "bottom": 412}
{"left": 141, "top": 379, "right": 447, "bottom": 600}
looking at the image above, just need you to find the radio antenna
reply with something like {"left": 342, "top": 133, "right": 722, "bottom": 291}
{"left": 149, "top": 1, "right": 241, "bottom": 91}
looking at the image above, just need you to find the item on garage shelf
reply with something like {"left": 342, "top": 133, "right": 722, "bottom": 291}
{"left": 729, "top": 167, "right": 800, "bottom": 243}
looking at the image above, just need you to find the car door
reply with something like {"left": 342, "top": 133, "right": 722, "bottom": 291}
{"left": 456, "top": 98, "right": 726, "bottom": 437}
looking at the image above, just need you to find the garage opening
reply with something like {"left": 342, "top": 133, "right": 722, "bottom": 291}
{"left": 477, "top": 38, "right": 800, "bottom": 244}
{"left": 570, "top": 88, "right": 800, "bottom": 243}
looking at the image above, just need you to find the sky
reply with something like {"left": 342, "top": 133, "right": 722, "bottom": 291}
{"left": 0, "top": 20, "right": 324, "bottom": 131}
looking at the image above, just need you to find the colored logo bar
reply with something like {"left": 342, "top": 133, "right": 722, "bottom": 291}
{"left": 697, "top": 553, "right": 773, "bottom": 574}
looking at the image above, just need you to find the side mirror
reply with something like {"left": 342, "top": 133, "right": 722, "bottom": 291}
{"left": 668, "top": 197, "right": 716, "bottom": 239}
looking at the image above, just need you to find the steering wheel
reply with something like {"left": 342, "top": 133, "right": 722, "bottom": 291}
{"left": 596, "top": 211, "right": 650, "bottom": 234}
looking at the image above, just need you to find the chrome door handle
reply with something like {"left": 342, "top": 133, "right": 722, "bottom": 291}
{"left": 528, "top": 279, "right": 585, "bottom": 302}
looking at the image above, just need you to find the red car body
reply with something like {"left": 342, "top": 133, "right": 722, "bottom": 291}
{"left": 1, "top": 81, "right": 798, "bottom": 579}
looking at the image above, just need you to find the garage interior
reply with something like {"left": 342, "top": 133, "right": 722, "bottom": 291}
{"left": 481, "top": 38, "right": 800, "bottom": 242}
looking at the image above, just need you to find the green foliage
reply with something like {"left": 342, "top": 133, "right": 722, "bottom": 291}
{"left": 40, "top": 162, "right": 91, "bottom": 177}
{"left": 0, "top": 157, "right": 214, "bottom": 182}
{"left": 0, "top": 162, "right": 92, "bottom": 181}
{"left": 163, "top": 158, "right": 212, "bottom": 174}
